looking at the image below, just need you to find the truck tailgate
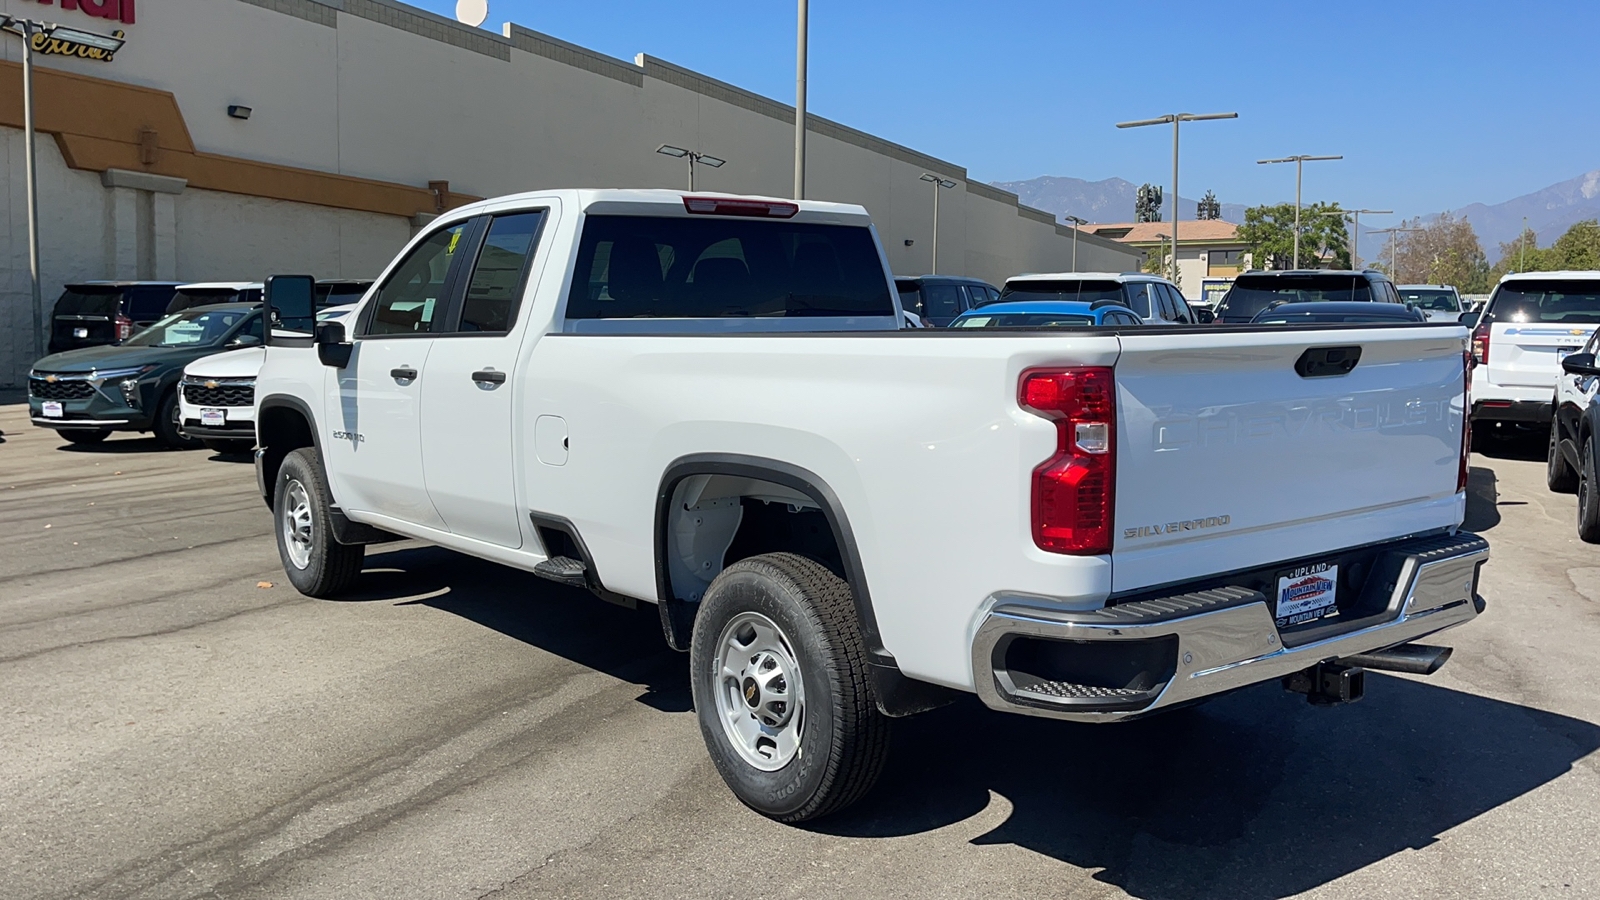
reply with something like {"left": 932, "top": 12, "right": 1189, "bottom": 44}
{"left": 1111, "top": 326, "right": 1468, "bottom": 594}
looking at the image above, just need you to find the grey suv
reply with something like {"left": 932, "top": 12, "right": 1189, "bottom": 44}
{"left": 894, "top": 275, "right": 1001, "bottom": 327}
{"left": 1214, "top": 269, "right": 1405, "bottom": 324}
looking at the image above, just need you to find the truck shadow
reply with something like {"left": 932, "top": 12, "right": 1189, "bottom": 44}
{"left": 349, "top": 544, "right": 1597, "bottom": 899}
{"left": 828, "top": 681, "right": 1599, "bottom": 900}
{"left": 358, "top": 545, "right": 692, "bottom": 712}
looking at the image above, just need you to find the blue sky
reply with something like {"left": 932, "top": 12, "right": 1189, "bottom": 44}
{"left": 412, "top": 0, "right": 1596, "bottom": 220}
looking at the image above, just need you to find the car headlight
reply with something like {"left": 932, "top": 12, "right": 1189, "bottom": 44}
{"left": 90, "top": 364, "right": 157, "bottom": 386}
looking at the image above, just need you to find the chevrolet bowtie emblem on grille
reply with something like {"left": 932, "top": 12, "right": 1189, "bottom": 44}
{"left": 44, "top": 375, "right": 57, "bottom": 383}
{"left": 204, "top": 380, "right": 220, "bottom": 389}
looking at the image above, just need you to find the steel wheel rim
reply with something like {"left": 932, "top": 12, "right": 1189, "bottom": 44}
{"left": 281, "top": 478, "right": 314, "bottom": 570}
{"left": 713, "top": 611, "right": 805, "bottom": 771}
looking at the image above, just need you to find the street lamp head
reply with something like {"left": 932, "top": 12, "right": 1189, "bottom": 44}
{"left": 655, "top": 145, "right": 689, "bottom": 158}
{"left": 47, "top": 24, "right": 126, "bottom": 52}
{"left": 920, "top": 173, "right": 956, "bottom": 189}
{"left": 698, "top": 155, "right": 726, "bottom": 168}
{"left": 1177, "top": 112, "right": 1239, "bottom": 122}
{"left": 1116, "top": 115, "right": 1177, "bottom": 128}
{"left": 1062, "top": 214, "right": 1088, "bottom": 225}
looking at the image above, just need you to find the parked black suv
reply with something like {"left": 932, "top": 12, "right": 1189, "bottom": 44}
{"left": 894, "top": 275, "right": 1001, "bottom": 327}
{"left": 1213, "top": 269, "right": 1405, "bottom": 324}
{"left": 48, "top": 282, "right": 182, "bottom": 353}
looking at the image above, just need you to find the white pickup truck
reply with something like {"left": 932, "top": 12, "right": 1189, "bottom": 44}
{"left": 255, "top": 189, "right": 1487, "bottom": 822}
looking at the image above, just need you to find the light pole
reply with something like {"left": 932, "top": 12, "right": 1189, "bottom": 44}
{"left": 1330, "top": 208, "right": 1392, "bottom": 269}
{"left": 1116, "top": 112, "right": 1239, "bottom": 286}
{"left": 1521, "top": 215, "right": 1529, "bottom": 271}
{"left": 655, "top": 144, "right": 726, "bottom": 192}
{"left": 794, "top": 0, "right": 807, "bottom": 199}
{"left": 919, "top": 173, "right": 957, "bottom": 274}
{"left": 1, "top": 16, "right": 126, "bottom": 363}
{"left": 1062, "top": 214, "right": 1087, "bottom": 272}
{"left": 1257, "top": 154, "right": 1342, "bottom": 269}
{"left": 1372, "top": 226, "right": 1422, "bottom": 282}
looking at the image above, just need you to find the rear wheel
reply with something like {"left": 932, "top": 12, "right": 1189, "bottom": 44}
{"left": 274, "top": 447, "right": 364, "bottom": 597}
{"left": 60, "top": 429, "right": 110, "bottom": 445}
{"left": 152, "top": 389, "right": 202, "bottom": 450}
{"left": 1579, "top": 438, "right": 1600, "bottom": 543}
{"left": 689, "top": 553, "right": 890, "bottom": 823}
{"left": 1548, "top": 413, "right": 1578, "bottom": 493}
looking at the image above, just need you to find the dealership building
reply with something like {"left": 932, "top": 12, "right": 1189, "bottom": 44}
{"left": 0, "top": 0, "right": 1139, "bottom": 386}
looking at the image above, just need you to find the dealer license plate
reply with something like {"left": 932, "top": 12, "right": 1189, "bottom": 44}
{"left": 1559, "top": 346, "right": 1580, "bottom": 359}
{"left": 1276, "top": 562, "right": 1339, "bottom": 627}
{"left": 41, "top": 401, "right": 63, "bottom": 418}
{"left": 73, "top": 327, "right": 88, "bottom": 338}
{"left": 200, "top": 408, "right": 226, "bottom": 427}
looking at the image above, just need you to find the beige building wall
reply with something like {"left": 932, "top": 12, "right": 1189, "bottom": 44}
{"left": 0, "top": 0, "right": 1137, "bottom": 386}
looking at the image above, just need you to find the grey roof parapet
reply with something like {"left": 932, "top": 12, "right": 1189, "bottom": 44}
{"left": 225, "top": 0, "right": 1124, "bottom": 253}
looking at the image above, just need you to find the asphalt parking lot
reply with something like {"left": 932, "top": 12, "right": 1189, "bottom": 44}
{"left": 2, "top": 403, "right": 1598, "bottom": 900}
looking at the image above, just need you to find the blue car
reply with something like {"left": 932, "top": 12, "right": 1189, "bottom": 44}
{"left": 949, "top": 298, "right": 1144, "bottom": 329}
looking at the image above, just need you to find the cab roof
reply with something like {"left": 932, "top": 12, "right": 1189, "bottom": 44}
{"left": 445, "top": 189, "right": 873, "bottom": 226}
{"left": 1498, "top": 270, "right": 1600, "bottom": 283}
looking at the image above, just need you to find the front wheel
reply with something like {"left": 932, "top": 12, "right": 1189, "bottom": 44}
{"left": 689, "top": 553, "right": 890, "bottom": 823}
{"left": 152, "top": 389, "right": 202, "bottom": 450}
{"left": 1548, "top": 414, "right": 1578, "bottom": 493}
{"left": 274, "top": 447, "right": 364, "bottom": 597}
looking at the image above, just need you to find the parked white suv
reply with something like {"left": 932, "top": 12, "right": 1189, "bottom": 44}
{"left": 1471, "top": 271, "right": 1600, "bottom": 436}
{"left": 999, "top": 272, "right": 1204, "bottom": 324}
{"left": 253, "top": 189, "right": 1484, "bottom": 822}
{"left": 1398, "top": 284, "right": 1466, "bottom": 323}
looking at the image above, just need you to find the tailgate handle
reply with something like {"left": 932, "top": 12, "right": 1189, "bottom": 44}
{"left": 1296, "top": 346, "right": 1362, "bottom": 378}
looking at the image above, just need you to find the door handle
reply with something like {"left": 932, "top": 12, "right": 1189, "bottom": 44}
{"left": 390, "top": 367, "right": 418, "bottom": 381}
{"left": 472, "top": 369, "right": 507, "bottom": 385}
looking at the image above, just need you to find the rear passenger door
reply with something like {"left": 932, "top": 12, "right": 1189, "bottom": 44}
{"left": 419, "top": 207, "right": 553, "bottom": 549}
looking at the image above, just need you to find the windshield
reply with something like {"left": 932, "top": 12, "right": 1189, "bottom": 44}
{"left": 1486, "top": 280, "right": 1600, "bottom": 324}
{"left": 954, "top": 313, "right": 1095, "bottom": 328}
{"left": 1400, "top": 289, "right": 1459, "bottom": 311}
{"left": 123, "top": 308, "right": 255, "bottom": 348}
{"left": 316, "top": 283, "right": 370, "bottom": 308}
{"left": 53, "top": 287, "right": 122, "bottom": 317}
{"left": 1000, "top": 280, "right": 1124, "bottom": 306}
{"left": 1218, "top": 274, "right": 1373, "bottom": 319}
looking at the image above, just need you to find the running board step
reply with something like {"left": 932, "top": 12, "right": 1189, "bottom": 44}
{"left": 533, "top": 556, "right": 588, "bottom": 588}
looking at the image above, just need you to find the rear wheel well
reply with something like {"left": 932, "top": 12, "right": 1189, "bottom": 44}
{"left": 257, "top": 404, "right": 316, "bottom": 506}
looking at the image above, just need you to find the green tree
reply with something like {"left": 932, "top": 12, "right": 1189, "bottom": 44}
{"left": 1238, "top": 202, "right": 1350, "bottom": 270}
{"left": 1393, "top": 213, "right": 1491, "bottom": 292}
{"left": 1486, "top": 220, "right": 1600, "bottom": 281}
{"left": 1552, "top": 219, "right": 1600, "bottom": 270}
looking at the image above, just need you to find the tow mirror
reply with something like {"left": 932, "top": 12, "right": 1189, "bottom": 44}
{"left": 265, "top": 275, "right": 316, "bottom": 341}
{"left": 1194, "top": 307, "right": 1215, "bottom": 324}
{"left": 1562, "top": 352, "right": 1600, "bottom": 377}
{"left": 315, "top": 321, "right": 353, "bottom": 369}
{"left": 1457, "top": 311, "right": 1479, "bottom": 327}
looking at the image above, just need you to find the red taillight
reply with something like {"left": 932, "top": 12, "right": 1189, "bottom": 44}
{"left": 1470, "top": 323, "right": 1490, "bottom": 365}
{"left": 1020, "top": 367, "right": 1115, "bottom": 555}
{"left": 115, "top": 314, "right": 133, "bottom": 341}
{"left": 1458, "top": 349, "right": 1471, "bottom": 493}
{"left": 682, "top": 196, "right": 799, "bottom": 218}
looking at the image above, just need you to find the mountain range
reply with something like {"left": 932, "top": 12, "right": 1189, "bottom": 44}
{"left": 994, "top": 171, "right": 1600, "bottom": 264}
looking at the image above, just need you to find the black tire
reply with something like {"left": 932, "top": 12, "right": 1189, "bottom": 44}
{"left": 202, "top": 438, "right": 255, "bottom": 455}
{"left": 60, "top": 429, "right": 110, "bottom": 445}
{"left": 152, "top": 389, "right": 202, "bottom": 450}
{"left": 1548, "top": 414, "right": 1579, "bottom": 493}
{"left": 689, "top": 552, "right": 889, "bottom": 823}
{"left": 273, "top": 447, "right": 364, "bottom": 597}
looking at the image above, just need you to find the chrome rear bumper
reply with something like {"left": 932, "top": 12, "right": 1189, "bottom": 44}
{"left": 972, "top": 532, "right": 1489, "bottom": 722}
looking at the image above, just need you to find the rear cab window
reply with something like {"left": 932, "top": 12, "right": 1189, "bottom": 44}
{"left": 1217, "top": 273, "right": 1374, "bottom": 320}
{"left": 1002, "top": 280, "right": 1127, "bottom": 309}
{"left": 565, "top": 214, "right": 895, "bottom": 326}
{"left": 1400, "top": 289, "right": 1460, "bottom": 312}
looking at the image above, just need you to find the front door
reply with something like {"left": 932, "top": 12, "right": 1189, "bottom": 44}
{"left": 324, "top": 221, "right": 471, "bottom": 530}
{"left": 420, "top": 209, "right": 551, "bottom": 548}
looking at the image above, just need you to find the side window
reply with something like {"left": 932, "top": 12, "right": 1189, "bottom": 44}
{"left": 455, "top": 211, "right": 546, "bottom": 333}
{"left": 961, "top": 285, "right": 984, "bottom": 312}
{"left": 1123, "top": 283, "right": 1153, "bottom": 318}
{"left": 366, "top": 222, "right": 468, "bottom": 336}
{"left": 1165, "top": 285, "right": 1192, "bottom": 322}
{"left": 922, "top": 284, "right": 964, "bottom": 321}
{"left": 984, "top": 286, "right": 1001, "bottom": 305}
{"left": 238, "top": 313, "right": 265, "bottom": 341}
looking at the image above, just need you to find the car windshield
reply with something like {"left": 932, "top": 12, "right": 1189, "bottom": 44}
{"left": 1487, "top": 280, "right": 1600, "bottom": 324}
{"left": 1400, "top": 289, "right": 1459, "bottom": 311}
{"left": 999, "top": 280, "right": 1124, "bottom": 305}
{"left": 1218, "top": 274, "right": 1373, "bottom": 319}
{"left": 316, "top": 283, "right": 370, "bottom": 308}
{"left": 122, "top": 309, "right": 253, "bottom": 347}
{"left": 953, "top": 313, "right": 1095, "bottom": 328}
